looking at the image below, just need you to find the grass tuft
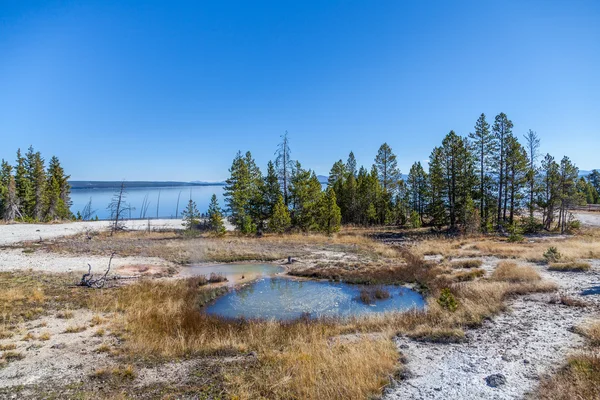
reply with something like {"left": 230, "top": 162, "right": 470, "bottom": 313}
{"left": 548, "top": 262, "right": 591, "bottom": 272}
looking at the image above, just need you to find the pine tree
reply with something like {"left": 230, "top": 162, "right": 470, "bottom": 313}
{"left": 318, "top": 187, "right": 341, "bottom": 234}
{"left": 428, "top": 147, "right": 446, "bottom": 227}
{"left": 3, "top": 175, "right": 20, "bottom": 221}
{"left": 44, "top": 156, "right": 71, "bottom": 220}
{"left": 289, "top": 162, "right": 322, "bottom": 232}
{"left": 181, "top": 199, "right": 200, "bottom": 231}
{"left": 469, "top": 113, "right": 494, "bottom": 227}
{"left": 0, "top": 160, "right": 11, "bottom": 218}
{"left": 492, "top": 113, "right": 514, "bottom": 227}
{"left": 505, "top": 136, "right": 528, "bottom": 224}
{"left": 275, "top": 131, "right": 293, "bottom": 206}
{"left": 268, "top": 194, "right": 291, "bottom": 233}
{"left": 406, "top": 161, "right": 428, "bottom": 224}
{"left": 224, "top": 151, "right": 258, "bottom": 234}
{"left": 540, "top": 154, "right": 560, "bottom": 230}
{"left": 557, "top": 156, "right": 581, "bottom": 233}
{"left": 262, "top": 161, "right": 282, "bottom": 218}
{"left": 587, "top": 170, "right": 600, "bottom": 201}
{"left": 14, "top": 149, "right": 31, "bottom": 220}
{"left": 207, "top": 194, "right": 226, "bottom": 235}
{"left": 327, "top": 160, "right": 347, "bottom": 218}
{"left": 25, "top": 146, "right": 46, "bottom": 221}
{"left": 523, "top": 129, "right": 541, "bottom": 219}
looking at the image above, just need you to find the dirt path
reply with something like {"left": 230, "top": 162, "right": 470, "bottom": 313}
{"left": 0, "top": 219, "right": 187, "bottom": 247}
{"left": 384, "top": 259, "right": 600, "bottom": 400}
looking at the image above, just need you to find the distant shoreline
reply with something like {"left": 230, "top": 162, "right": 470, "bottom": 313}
{"left": 69, "top": 181, "right": 226, "bottom": 190}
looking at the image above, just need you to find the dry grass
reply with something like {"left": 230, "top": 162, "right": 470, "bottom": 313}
{"left": 407, "top": 327, "right": 466, "bottom": 343}
{"left": 0, "top": 343, "right": 17, "bottom": 351}
{"left": 412, "top": 229, "right": 600, "bottom": 262}
{"left": 492, "top": 262, "right": 541, "bottom": 283}
{"left": 94, "top": 328, "right": 106, "bottom": 337}
{"left": 2, "top": 351, "right": 24, "bottom": 362}
{"left": 91, "top": 364, "right": 136, "bottom": 381}
{"left": 64, "top": 325, "right": 87, "bottom": 334}
{"left": 56, "top": 310, "right": 74, "bottom": 319}
{"left": 549, "top": 294, "right": 588, "bottom": 308}
{"left": 452, "top": 268, "right": 485, "bottom": 282}
{"left": 38, "top": 331, "right": 51, "bottom": 341}
{"left": 450, "top": 259, "right": 483, "bottom": 269}
{"left": 580, "top": 321, "right": 600, "bottom": 346}
{"left": 535, "top": 353, "right": 600, "bottom": 400}
{"left": 548, "top": 262, "right": 592, "bottom": 272}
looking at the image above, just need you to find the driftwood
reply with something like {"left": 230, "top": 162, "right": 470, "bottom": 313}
{"left": 79, "top": 252, "right": 115, "bottom": 288}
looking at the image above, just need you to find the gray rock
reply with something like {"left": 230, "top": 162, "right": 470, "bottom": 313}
{"left": 486, "top": 374, "right": 507, "bottom": 388}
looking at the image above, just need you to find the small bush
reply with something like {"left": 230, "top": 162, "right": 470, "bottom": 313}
{"left": 2, "top": 351, "right": 24, "bottom": 362}
{"left": 208, "top": 272, "right": 227, "bottom": 283}
{"left": 453, "top": 269, "right": 485, "bottom": 282}
{"left": 507, "top": 223, "right": 524, "bottom": 243}
{"left": 437, "top": 288, "right": 458, "bottom": 312}
{"left": 64, "top": 325, "right": 87, "bottom": 333}
{"left": 492, "top": 262, "right": 541, "bottom": 283}
{"left": 548, "top": 262, "right": 591, "bottom": 272}
{"left": 358, "top": 287, "right": 391, "bottom": 304}
{"left": 544, "top": 247, "right": 562, "bottom": 263}
{"left": 451, "top": 259, "right": 483, "bottom": 269}
{"left": 409, "top": 327, "right": 465, "bottom": 343}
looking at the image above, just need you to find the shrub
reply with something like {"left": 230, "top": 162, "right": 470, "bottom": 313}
{"left": 544, "top": 247, "right": 562, "bottom": 263}
{"left": 451, "top": 259, "right": 483, "bottom": 269}
{"left": 492, "top": 262, "right": 541, "bottom": 283}
{"left": 548, "top": 262, "right": 591, "bottom": 272}
{"left": 507, "top": 223, "right": 524, "bottom": 243}
{"left": 437, "top": 288, "right": 458, "bottom": 312}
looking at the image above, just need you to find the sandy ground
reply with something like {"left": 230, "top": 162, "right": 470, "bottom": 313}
{"left": 573, "top": 211, "right": 600, "bottom": 228}
{"left": 0, "top": 219, "right": 187, "bottom": 247}
{"left": 384, "top": 258, "right": 600, "bottom": 400}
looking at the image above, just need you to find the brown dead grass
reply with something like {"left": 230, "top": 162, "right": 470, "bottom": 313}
{"left": 548, "top": 262, "right": 592, "bottom": 272}
{"left": 492, "top": 262, "right": 541, "bottom": 283}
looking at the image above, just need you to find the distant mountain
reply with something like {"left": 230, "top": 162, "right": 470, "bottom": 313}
{"left": 579, "top": 170, "right": 598, "bottom": 177}
{"left": 317, "top": 175, "right": 328, "bottom": 184}
{"left": 69, "top": 181, "right": 225, "bottom": 190}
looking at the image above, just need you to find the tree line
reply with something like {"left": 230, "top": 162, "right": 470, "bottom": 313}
{"left": 224, "top": 115, "right": 596, "bottom": 235}
{"left": 0, "top": 146, "right": 72, "bottom": 222}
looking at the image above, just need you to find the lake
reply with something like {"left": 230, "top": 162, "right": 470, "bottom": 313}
{"left": 70, "top": 185, "right": 226, "bottom": 220}
{"left": 205, "top": 276, "right": 425, "bottom": 320}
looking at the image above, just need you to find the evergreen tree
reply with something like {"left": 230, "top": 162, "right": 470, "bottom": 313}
{"left": 44, "top": 156, "right": 71, "bottom": 220}
{"left": 181, "top": 199, "right": 200, "bottom": 231}
{"left": 505, "top": 136, "right": 528, "bottom": 224}
{"left": 540, "top": 154, "right": 560, "bottom": 230}
{"left": 346, "top": 151, "right": 357, "bottom": 177}
{"left": 289, "top": 162, "right": 322, "bottom": 231}
{"left": 318, "top": 187, "right": 341, "bottom": 234}
{"left": 268, "top": 194, "right": 291, "bottom": 233}
{"left": 25, "top": 146, "right": 46, "bottom": 220}
{"left": 374, "top": 143, "right": 400, "bottom": 223}
{"left": 406, "top": 161, "right": 428, "bottom": 224}
{"left": 14, "top": 149, "right": 31, "bottom": 219}
{"left": 468, "top": 113, "right": 494, "bottom": 227}
{"left": 207, "top": 194, "right": 226, "bottom": 235}
{"left": 3, "top": 175, "right": 20, "bottom": 221}
{"left": 428, "top": 147, "right": 447, "bottom": 227}
{"left": 275, "top": 131, "right": 293, "bottom": 206}
{"left": 262, "top": 161, "right": 282, "bottom": 217}
{"left": 224, "top": 151, "right": 256, "bottom": 233}
{"left": 557, "top": 156, "right": 582, "bottom": 233}
{"left": 327, "top": 160, "right": 347, "bottom": 218}
{"left": 523, "top": 129, "right": 541, "bottom": 219}
{"left": 492, "top": 113, "right": 514, "bottom": 227}
{"left": 587, "top": 170, "right": 600, "bottom": 200}
{"left": 0, "top": 160, "right": 11, "bottom": 217}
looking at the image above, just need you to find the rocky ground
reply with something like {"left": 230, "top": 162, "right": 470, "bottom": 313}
{"left": 385, "top": 259, "right": 600, "bottom": 400}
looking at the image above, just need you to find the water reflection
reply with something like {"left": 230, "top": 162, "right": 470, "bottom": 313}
{"left": 205, "top": 277, "right": 425, "bottom": 320}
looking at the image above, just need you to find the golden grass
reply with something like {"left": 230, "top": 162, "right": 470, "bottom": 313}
{"left": 411, "top": 229, "right": 600, "bottom": 262}
{"left": 580, "top": 321, "right": 600, "bottom": 346}
{"left": 548, "top": 262, "right": 592, "bottom": 272}
{"left": 91, "top": 365, "right": 136, "bottom": 381}
{"left": 94, "top": 328, "right": 106, "bottom": 337}
{"left": 56, "top": 310, "right": 74, "bottom": 319}
{"left": 535, "top": 353, "right": 600, "bottom": 400}
{"left": 452, "top": 269, "right": 485, "bottom": 282}
{"left": 38, "top": 331, "right": 51, "bottom": 341}
{"left": 0, "top": 343, "right": 17, "bottom": 351}
{"left": 450, "top": 259, "right": 483, "bottom": 269}
{"left": 64, "top": 325, "right": 87, "bottom": 334}
{"left": 2, "top": 351, "right": 24, "bottom": 362}
{"left": 492, "top": 262, "right": 541, "bottom": 283}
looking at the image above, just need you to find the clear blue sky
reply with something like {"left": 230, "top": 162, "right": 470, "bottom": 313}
{"left": 1, "top": 0, "right": 599, "bottom": 181}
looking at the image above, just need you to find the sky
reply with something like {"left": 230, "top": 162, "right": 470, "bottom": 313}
{"left": 0, "top": 0, "right": 599, "bottom": 181}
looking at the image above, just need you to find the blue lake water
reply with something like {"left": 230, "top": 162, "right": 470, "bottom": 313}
{"left": 205, "top": 276, "right": 425, "bottom": 320}
{"left": 70, "top": 185, "right": 225, "bottom": 220}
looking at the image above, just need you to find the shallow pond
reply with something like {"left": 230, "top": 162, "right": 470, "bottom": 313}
{"left": 205, "top": 277, "right": 425, "bottom": 320}
{"left": 178, "top": 263, "right": 285, "bottom": 284}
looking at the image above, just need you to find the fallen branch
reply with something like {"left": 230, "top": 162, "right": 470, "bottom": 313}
{"left": 79, "top": 252, "right": 115, "bottom": 288}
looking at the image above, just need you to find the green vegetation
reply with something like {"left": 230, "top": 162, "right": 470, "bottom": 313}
{"left": 0, "top": 146, "right": 71, "bottom": 222}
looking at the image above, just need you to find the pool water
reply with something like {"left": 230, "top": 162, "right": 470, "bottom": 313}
{"left": 205, "top": 277, "right": 425, "bottom": 320}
